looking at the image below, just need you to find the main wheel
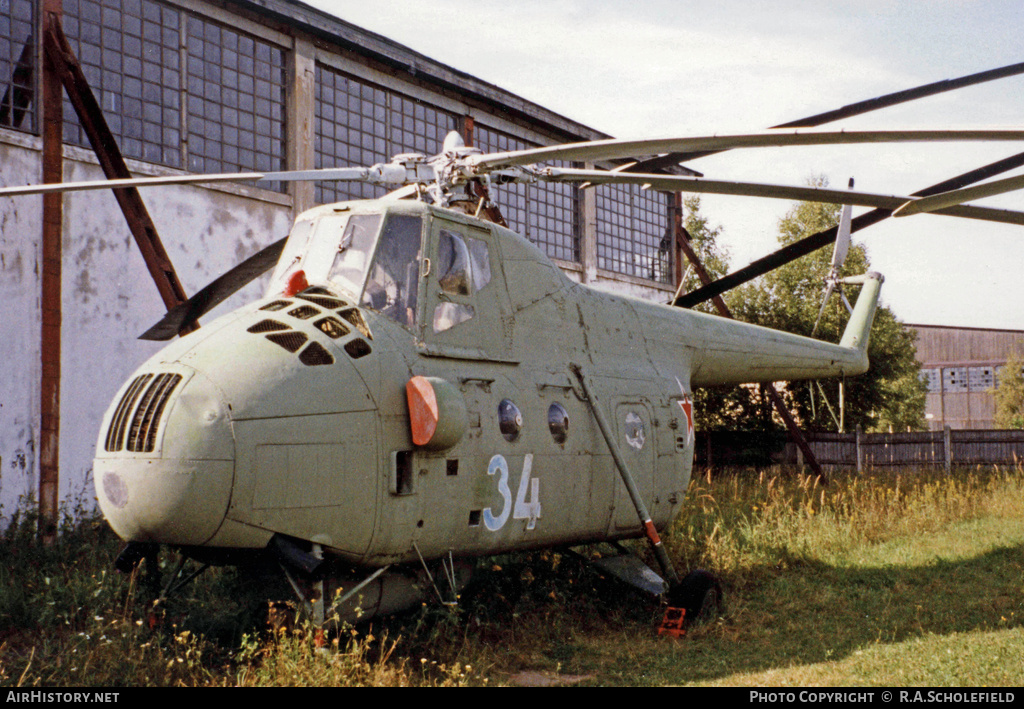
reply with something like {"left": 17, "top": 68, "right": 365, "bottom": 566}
{"left": 667, "top": 569, "right": 723, "bottom": 625}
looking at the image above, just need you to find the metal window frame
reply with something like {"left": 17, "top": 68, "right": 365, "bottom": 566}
{"left": 0, "top": 0, "right": 38, "bottom": 133}
{"left": 595, "top": 183, "right": 673, "bottom": 285}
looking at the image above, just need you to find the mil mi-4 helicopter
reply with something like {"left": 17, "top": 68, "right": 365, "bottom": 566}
{"left": 8, "top": 62, "right": 1024, "bottom": 624}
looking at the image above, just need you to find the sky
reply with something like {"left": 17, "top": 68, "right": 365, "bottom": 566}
{"left": 305, "top": 0, "right": 1024, "bottom": 330}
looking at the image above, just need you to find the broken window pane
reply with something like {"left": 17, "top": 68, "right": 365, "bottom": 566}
{"left": 432, "top": 302, "right": 474, "bottom": 333}
{"left": 0, "top": 0, "right": 36, "bottom": 132}
{"left": 437, "top": 230, "right": 471, "bottom": 296}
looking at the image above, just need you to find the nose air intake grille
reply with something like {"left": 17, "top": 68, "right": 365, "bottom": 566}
{"left": 105, "top": 373, "right": 183, "bottom": 453}
{"left": 105, "top": 374, "right": 152, "bottom": 451}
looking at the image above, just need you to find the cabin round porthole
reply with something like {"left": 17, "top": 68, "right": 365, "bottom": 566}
{"left": 624, "top": 411, "right": 646, "bottom": 450}
{"left": 498, "top": 399, "right": 523, "bottom": 442}
{"left": 548, "top": 402, "right": 569, "bottom": 445}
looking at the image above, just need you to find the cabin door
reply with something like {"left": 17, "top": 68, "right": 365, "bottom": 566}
{"left": 610, "top": 399, "right": 657, "bottom": 532}
{"left": 418, "top": 216, "right": 513, "bottom": 362}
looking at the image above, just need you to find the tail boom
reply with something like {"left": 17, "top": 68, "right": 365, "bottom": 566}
{"left": 688, "top": 272, "right": 884, "bottom": 387}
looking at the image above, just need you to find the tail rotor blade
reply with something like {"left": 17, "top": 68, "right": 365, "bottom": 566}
{"left": 831, "top": 179, "right": 855, "bottom": 271}
{"left": 811, "top": 281, "right": 836, "bottom": 338}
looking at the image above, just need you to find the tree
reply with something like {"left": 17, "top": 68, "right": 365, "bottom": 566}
{"left": 696, "top": 176, "right": 927, "bottom": 432}
{"left": 680, "top": 195, "right": 730, "bottom": 292}
{"left": 993, "top": 347, "right": 1024, "bottom": 429}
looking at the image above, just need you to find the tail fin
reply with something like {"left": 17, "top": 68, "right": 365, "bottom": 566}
{"left": 838, "top": 271, "right": 884, "bottom": 354}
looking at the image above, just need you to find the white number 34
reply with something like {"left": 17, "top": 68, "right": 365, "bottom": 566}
{"left": 483, "top": 454, "right": 541, "bottom": 532}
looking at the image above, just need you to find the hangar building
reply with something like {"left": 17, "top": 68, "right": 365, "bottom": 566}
{"left": 912, "top": 324, "right": 1024, "bottom": 430}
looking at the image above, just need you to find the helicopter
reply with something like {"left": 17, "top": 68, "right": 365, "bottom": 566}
{"left": 8, "top": 69, "right": 1024, "bottom": 623}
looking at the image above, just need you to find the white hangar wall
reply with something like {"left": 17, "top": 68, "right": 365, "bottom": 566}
{"left": 0, "top": 136, "right": 44, "bottom": 513}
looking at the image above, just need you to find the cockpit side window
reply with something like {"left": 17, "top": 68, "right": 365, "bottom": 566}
{"left": 360, "top": 215, "right": 423, "bottom": 329}
{"left": 436, "top": 230, "right": 493, "bottom": 296}
{"left": 432, "top": 230, "right": 493, "bottom": 334}
{"left": 420, "top": 218, "right": 511, "bottom": 360}
{"left": 467, "top": 236, "right": 492, "bottom": 292}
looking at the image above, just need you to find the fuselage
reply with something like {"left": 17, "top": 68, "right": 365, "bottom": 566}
{"left": 93, "top": 199, "right": 879, "bottom": 568}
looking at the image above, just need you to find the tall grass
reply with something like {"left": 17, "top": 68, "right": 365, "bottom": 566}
{"left": 670, "top": 466, "right": 1024, "bottom": 577}
{"left": 0, "top": 465, "right": 1021, "bottom": 686}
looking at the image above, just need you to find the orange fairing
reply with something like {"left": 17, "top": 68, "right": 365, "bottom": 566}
{"left": 406, "top": 376, "right": 439, "bottom": 446}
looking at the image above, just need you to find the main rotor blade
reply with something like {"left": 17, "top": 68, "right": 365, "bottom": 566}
{"left": 673, "top": 150, "right": 1024, "bottom": 308}
{"left": 775, "top": 62, "right": 1024, "bottom": 129}
{"left": 629, "top": 61, "right": 1024, "bottom": 173}
{"left": 893, "top": 172, "right": 1024, "bottom": 217}
{"left": 139, "top": 236, "right": 287, "bottom": 341}
{"left": 471, "top": 129, "right": 1024, "bottom": 172}
{"left": 542, "top": 167, "right": 1024, "bottom": 227}
{"left": 0, "top": 166, "right": 389, "bottom": 197}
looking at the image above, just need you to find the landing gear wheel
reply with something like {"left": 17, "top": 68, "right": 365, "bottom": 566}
{"left": 667, "top": 569, "right": 722, "bottom": 625}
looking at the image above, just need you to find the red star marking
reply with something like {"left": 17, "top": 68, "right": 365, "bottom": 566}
{"left": 679, "top": 392, "right": 694, "bottom": 441}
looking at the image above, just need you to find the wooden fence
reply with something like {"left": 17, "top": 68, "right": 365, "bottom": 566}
{"left": 694, "top": 427, "right": 1024, "bottom": 470}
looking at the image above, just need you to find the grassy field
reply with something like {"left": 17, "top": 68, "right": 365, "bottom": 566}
{"left": 0, "top": 465, "right": 1021, "bottom": 686}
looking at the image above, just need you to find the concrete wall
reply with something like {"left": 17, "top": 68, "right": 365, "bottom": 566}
{"left": 0, "top": 135, "right": 43, "bottom": 513}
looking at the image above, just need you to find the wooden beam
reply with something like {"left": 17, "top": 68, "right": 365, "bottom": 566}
{"left": 39, "top": 0, "right": 62, "bottom": 543}
{"left": 42, "top": 15, "right": 192, "bottom": 320}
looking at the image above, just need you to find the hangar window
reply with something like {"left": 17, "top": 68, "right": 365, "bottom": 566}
{"left": 314, "top": 63, "right": 459, "bottom": 205}
{"left": 968, "top": 366, "right": 994, "bottom": 390}
{"left": 595, "top": 184, "right": 674, "bottom": 285}
{"left": 942, "top": 367, "right": 968, "bottom": 393}
{"left": 0, "top": 0, "right": 36, "bottom": 133}
{"left": 919, "top": 368, "right": 941, "bottom": 393}
{"left": 62, "top": 0, "right": 183, "bottom": 166}
{"left": 184, "top": 14, "right": 286, "bottom": 187}
{"left": 60, "top": 0, "right": 286, "bottom": 184}
{"left": 472, "top": 123, "right": 581, "bottom": 264}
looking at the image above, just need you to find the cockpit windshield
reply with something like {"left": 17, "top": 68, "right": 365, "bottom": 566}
{"left": 326, "top": 214, "right": 383, "bottom": 297}
{"left": 268, "top": 210, "right": 423, "bottom": 329}
{"left": 360, "top": 215, "right": 423, "bottom": 329}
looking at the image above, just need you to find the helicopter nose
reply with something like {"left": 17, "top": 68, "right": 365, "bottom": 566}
{"left": 95, "top": 367, "right": 234, "bottom": 546}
